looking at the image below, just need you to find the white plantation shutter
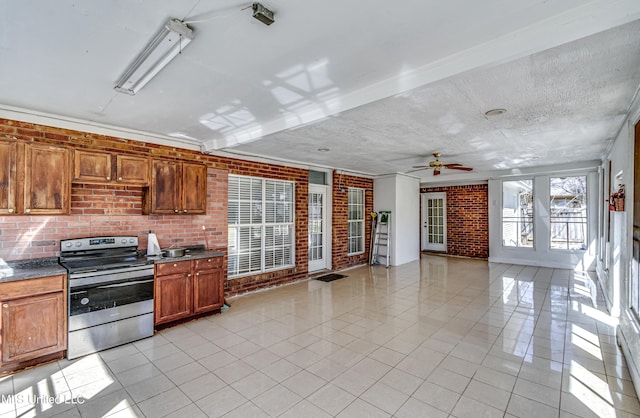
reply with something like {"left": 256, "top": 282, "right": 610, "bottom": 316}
{"left": 228, "top": 175, "right": 295, "bottom": 277}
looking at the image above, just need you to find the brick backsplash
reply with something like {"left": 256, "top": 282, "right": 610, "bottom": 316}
{"left": 420, "top": 184, "right": 489, "bottom": 258}
{"left": 0, "top": 167, "right": 228, "bottom": 260}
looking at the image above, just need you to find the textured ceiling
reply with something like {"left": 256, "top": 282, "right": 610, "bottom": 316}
{"left": 1, "top": 1, "right": 639, "bottom": 182}
{"left": 233, "top": 21, "right": 640, "bottom": 178}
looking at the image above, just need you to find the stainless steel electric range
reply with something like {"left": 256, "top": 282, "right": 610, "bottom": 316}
{"left": 59, "top": 236, "right": 154, "bottom": 359}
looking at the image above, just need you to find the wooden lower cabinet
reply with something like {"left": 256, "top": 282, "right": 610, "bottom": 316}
{"left": 154, "top": 257, "right": 224, "bottom": 326}
{"left": 155, "top": 273, "right": 192, "bottom": 324}
{"left": 0, "top": 275, "right": 67, "bottom": 374}
{"left": 193, "top": 269, "right": 224, "bottom": 314}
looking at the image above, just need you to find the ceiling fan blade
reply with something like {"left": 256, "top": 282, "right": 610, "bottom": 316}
{"left": 407, "top": 166, "right": 431, "bottom": 173}
{"left": 411, "top": 165, "right": 430, "bottom": 169}
{"left": 448, "top": 166, "right": 473, "bottom": 171}
{"left": 444, "top": 163, "right": 462, "bottom": 167}
{"left": 433, "top": 169, "right": 441, "bottom": 175}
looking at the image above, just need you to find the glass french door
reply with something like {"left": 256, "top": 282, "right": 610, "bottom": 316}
{"left": 308, "top": 184, "right": 328, "bottom": 271}
{"left": 421, "top": 192, "right": 447, "bottom": 252}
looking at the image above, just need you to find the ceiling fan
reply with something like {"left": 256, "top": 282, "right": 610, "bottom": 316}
{"left": 410, "top": 152, "right": 473, "bottom": 176}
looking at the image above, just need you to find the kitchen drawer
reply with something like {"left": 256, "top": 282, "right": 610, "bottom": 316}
{"left": 0, "top": 275, "right": 65, "bottom": 300}
{"left": 155, "top": 260, "right": 191, "bottom": 276}
{"left": 194, "top": 256, "right": 223, "bottom": 271}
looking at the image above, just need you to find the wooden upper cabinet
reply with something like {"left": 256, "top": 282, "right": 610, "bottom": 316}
{"left": 73, "top": 150, "right": 149, "bottom": 185}
{"left": 150, "top": 159, "right": 182, "bottom": 214}
{"left": 182, "top": 162, "right": 207, "bottom": 214}
{"left": 24, "top": 143, "right": 70, "bottom": 215}
{"left": 73, "top": 150, "right": 112, "bottom": 182}
{"left": 146, "top": 159, "right": 207, "bottom": 215}
{"left": 0, "top": 140, "right": 18, "bottom": 215}
{"left": 116, "top": 155, "right": 149, "bottom": 184}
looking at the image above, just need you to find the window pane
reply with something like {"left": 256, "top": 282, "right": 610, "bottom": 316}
{"left": 347, "top": 188, "right": 365, "bottom": 254}
{"left": 550, "top": 176, "right": 587, "bottom": 250}
{"left": 228, "top": 175, "right": 295, "bottom": 278}
{"left": 502, "top": 180, "right": 533, "bottom": 247}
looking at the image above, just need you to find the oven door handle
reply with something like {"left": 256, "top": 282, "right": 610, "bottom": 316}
{"left": 74, "top": 269, "right": 99, "bottom": 275}
{"left": 96, "top": 279, "right": 154, "bottom": 289}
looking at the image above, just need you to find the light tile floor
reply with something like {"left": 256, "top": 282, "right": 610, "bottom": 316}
{"left": 2, "top": 255, "right": 640, "bottom": 417}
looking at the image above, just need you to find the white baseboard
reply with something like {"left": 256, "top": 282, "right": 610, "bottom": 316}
{"left": 617, "top": 325, "right": 640, "bottom": 401}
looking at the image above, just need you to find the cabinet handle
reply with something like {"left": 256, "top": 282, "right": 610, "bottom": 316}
{"left": 196, "top": 272, "right": 200, "bottom": 276}
{"left": 207, "top": 259, "right": 211, "bottom": 262}
{"left": 118, "top": 177, "right": 123, "bottom": 181}
{"left": 174, "top": 209, "right": 179, "bottom": 213}
{"left": 8, "top": 208, "right": 14, "bottom": 213}
{"left": 187, "top": 273, "right": 191, "bottom": 277}
{"left": 2, "top": 304, "right": 7, "bottom": 308}
{"left": 173, "top": 263, "right": 177, "bottom": 267}
{"left": 183, "top": 209, "right": 188, "bottom": 213}
{"left": 25, "top": 209, "right": 31, "bottom": 213}
{"left": 106, "top": 176, "right": 111, "bottom": 180}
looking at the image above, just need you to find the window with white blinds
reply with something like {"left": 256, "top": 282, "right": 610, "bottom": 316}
{"left": 348, "top": 188, "right": 365, "bottom": 255}
{"left": 228, "top": 175, "right": 295, "bottom": 277}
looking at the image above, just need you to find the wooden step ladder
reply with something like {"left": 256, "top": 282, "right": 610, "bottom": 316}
{"left": 370, "top": 211, "right": 391, "bottom": 268}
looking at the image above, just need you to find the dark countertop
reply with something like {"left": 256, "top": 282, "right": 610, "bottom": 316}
{"left": 150, "top": 249, "right": 225, "bottom": 264}
{"left": 0, "top": 258, "right": 67, "bottom": 283}
{"left": 0, "top": 248, "right": 225, "bottom": 283}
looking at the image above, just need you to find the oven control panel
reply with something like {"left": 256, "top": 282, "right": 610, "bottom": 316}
{"left": 61, "top": 236, "right": 138, "bottom": 251}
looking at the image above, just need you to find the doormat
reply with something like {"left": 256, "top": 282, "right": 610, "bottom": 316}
{"left": 315, "top": 273, "right": 347, "bottom": 282}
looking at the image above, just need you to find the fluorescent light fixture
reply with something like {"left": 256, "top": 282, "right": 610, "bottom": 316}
{"left": 114, "top": 19, "right": 194, "bottom": 95}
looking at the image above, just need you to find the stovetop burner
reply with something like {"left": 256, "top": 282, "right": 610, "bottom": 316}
{"left": 59, "top": 236, "right": 153, "bottom": 275}
{"left": 60, "top": 255, "right": 154, "bottom": 273}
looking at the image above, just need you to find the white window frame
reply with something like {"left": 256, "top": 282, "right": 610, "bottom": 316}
{"left": 228, "top": 175, "right": 295, "bottom": 278}
{"left": 501, "top": 179, "right": 534, "bottom": 248}
{"left": 348, "top": 188, "right": 365, "bottom": 255}
{"left": 549, "top": 175, "right": 588, "bottom": 251}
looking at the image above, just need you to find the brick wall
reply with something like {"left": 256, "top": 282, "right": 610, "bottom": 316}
{"left": 0, "top": 118, "right": 318, "bottom": 296}
{"left": 0, "top": 118, "right": 379, "bottom": 295}
{"left": 420, "top": 184, "right": 488, "bottom": 258}
{"left": 332, "top": 172, "right": 374, "bottom": 270}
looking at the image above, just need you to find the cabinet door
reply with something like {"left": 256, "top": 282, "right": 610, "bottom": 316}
{"left": 73, "top": 150, "right": 112, "bottom": 182}
{"left": 193, "top": 268, "right": 223, "bottom": 314}
{"left": 24, "top": 144, "right": 70, "bottom": 215}
{"left": 150, "top": 159, "right": 181, "bottom": 214}
{"left": 0, "top": 140, "right": 17, "bottom": 215}
{"left": 155, "top": 273, "right": 192, "bottom": 325}
{"left": 182, "top": 163, "right": 207, "bottom": 214}
{"left": 116, "top": 155, "right": 149, "bottom": 185}
{"left": 1, "top": 292, "right": 66, "bottom": 364}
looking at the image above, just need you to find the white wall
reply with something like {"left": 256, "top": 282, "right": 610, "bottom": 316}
{"left": 374, "top": 174, "right": 420, "bottom": 266}
{"left": 489, "top": 171, "right": 599, "bottom": 269}
{"left": 600, "top": 92, "right": 640, "bottom": 398}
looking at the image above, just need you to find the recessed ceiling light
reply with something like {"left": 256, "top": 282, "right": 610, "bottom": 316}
{"left": 485, "top": 108, "right": 507, "bottom": 116}
{"left": 317, "top": 148, "right": 330, "bottom": 152}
